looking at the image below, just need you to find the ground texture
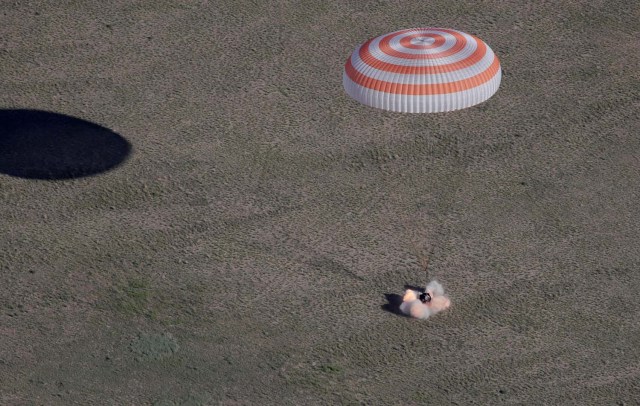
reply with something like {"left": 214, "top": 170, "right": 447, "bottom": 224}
{"left": 1, "top": 1, "right": 639, "bottom": 404}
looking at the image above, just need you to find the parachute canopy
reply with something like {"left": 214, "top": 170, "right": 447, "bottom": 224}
{"left": 343, "top": 28, "right": 502, "bottom": 113}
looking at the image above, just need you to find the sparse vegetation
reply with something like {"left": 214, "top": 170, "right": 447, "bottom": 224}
{"left": 1, "top": 0, "right": 639, "bottom": 404}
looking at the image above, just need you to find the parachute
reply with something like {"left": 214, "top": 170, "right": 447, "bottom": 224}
{"left": 343, "top": 28, "right": 502, "bottom": 113}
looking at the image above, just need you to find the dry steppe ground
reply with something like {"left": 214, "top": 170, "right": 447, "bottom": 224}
{"left": 1, "top": 1, "right": 639, "bottom": 404}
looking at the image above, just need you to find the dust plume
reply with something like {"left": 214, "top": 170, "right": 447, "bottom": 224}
{"left": 400, "top": 280, "right": 451, "bottom": 319}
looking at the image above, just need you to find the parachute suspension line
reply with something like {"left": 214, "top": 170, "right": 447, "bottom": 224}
{"left": 341, "top": 27, "right": 503, "bottom": 283}
{"left": 408, "top": 140, "right": 467, "bottom": 288}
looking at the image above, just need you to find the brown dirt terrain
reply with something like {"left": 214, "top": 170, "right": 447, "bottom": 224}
{"left": 1, "top": 1, "right": 639, "bottom": 404}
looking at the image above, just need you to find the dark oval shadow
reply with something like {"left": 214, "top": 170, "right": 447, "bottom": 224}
{"left": 381, "top": 293, "right": 405, "bottom": 316}
{"left": 0, "top": 109, "right": 131, "bottom": 180}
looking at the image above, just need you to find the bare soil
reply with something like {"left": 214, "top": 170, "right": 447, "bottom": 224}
{"left": 1, "top": 1, "right": 639, "bottom": 404}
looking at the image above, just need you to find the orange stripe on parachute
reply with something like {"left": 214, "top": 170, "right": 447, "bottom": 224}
{"left": 398, "top": 33, "right": 446, "bottom": 49}
{"left": 358, "top": 34, "right": 489, "bottom": 75}
{"left": 376, "top": 29, "right": 468, "bottom": 60}
{"left": 344, "top": 55, "right": 500, "bottom": 95}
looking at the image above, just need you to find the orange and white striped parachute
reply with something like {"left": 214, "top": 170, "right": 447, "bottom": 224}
{"left": 343, "top": 28, "right": 501, "bottom": 113}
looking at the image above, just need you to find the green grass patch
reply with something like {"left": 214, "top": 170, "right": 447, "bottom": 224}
{"left": 109, "top": 277, "right": 155, "bottom": 317}
{"left": 319, "top": 363, "right": 343, "bottom": 374}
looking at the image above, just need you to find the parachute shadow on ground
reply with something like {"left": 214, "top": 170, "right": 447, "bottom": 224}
{"left": 0, "top": 109, "right": 131, "bottom": 180}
